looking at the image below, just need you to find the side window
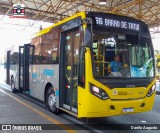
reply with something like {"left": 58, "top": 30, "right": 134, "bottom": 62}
{"left": 41, "top": 28, "right": 60, "bottom": 64}
{"left": 31, "top": 28, "right": 60, "bottom": 64}
{"left": 29, "top": 46, "right": 34, "bottom": 64}
{"left": 41, "top": 33, "right": 53, "bottom": 64}
{"left": 31, "top": 36, "right": 41, "bottom": 64}
{"left": 52, "top": 29, "right": 60, "bottom": 64}
{"left": 10, "top": 52, "right": 19, "bottom": 64}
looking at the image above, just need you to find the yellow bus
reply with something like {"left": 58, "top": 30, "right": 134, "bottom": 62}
{"left": 6, "top": 12, "right": 156, "bottom": 118}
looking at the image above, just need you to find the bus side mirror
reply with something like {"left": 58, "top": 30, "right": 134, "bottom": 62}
{"left": 84, "top": 27, "right": 92, "bottom": 47}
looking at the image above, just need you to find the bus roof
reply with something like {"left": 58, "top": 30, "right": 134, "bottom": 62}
{"left": 34, "top": 11, "right": 147, "bottom": 38}
{"left": 34, "top": 12, "right": 86, "bottom": 37}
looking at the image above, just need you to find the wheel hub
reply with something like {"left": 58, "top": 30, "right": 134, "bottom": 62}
{"left": 48, "top": 94, "right": 56, "bottom": 111}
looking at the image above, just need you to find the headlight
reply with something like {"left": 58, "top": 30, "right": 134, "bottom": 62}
{"left": 90, "top": 85, "right": 109, "bottom": 100}
{"left": 147, "top": 84, "right": 156, "bottom": 97}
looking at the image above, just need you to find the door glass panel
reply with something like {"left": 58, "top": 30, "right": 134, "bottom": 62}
{"left": 64, "top": 33, "right": 72, "bottom": 105}
{"left": 63, "top": 30, "right": 80, "bottom": 111}
{"left": 72, "top": 32, "right": 80, "bottom": 108}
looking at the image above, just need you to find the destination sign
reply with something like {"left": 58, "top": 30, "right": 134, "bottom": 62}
{"left": 94, "top": 17, "right": 140, "bottom": 31}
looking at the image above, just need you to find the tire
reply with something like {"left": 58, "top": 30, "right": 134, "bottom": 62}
{"left": 11, "top": 77, "right": 17, "bottom": 93}
{"left": 46, "top": 87, "right": 59, "bottom": 114}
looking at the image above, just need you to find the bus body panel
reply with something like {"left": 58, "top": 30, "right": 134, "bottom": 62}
{"left": 77, "top": 48, "right": 156, "bottom": 118}
{"left": 77, "top": 86, "right": 86, "bottom": 117}
{"left": 82, "top": 92, "right": 155, "bottom": 117}
{"left": 29, "top": 65, "right": 59, "bottom": 105}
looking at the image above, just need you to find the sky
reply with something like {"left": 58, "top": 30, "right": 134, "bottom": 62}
{"left": 0, "top": 15, "right": 160, "bottom": 62}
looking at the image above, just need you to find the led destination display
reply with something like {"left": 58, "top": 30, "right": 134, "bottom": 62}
{"left": 94, "top": 17, "right": 140, "bottom": 31}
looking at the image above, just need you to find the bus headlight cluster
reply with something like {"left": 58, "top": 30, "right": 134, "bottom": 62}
{"left": 147, "top": 84, "right": 156, "bottom": 97}
{"left": 90, "top": 85, "right": 109, "bottom": 100}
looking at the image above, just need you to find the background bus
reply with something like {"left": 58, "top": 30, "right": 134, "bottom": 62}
{"left": 6, "top": 12, "right": 156, "bottom": 118}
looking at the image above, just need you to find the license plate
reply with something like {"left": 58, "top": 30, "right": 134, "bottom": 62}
{"left": 123, "top": 108, "right": 134, "bottom": 113}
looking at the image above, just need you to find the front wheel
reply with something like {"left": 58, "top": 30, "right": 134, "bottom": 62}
{"left": 46, "top": 88, "right": 59, "bottom": 114}
{"left": 11, "top": 77, "right": 17, "bottom": 93}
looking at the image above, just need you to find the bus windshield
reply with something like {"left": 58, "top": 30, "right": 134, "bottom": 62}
{"left": 92, "top": 31, "right": 154, "bottom": 78}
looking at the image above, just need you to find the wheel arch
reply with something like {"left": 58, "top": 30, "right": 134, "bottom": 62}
{"left": 44, "top": 82, "right": 53, "bottom": 102}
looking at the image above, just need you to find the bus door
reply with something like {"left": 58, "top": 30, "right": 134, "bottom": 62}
{"left": 60, "top": 29, "right": 80, "bottom": 113}
{"left": 19, "top": 44, "right": 34, "bottom": 93}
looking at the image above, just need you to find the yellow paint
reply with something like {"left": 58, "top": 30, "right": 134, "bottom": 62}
{"left": 34, "top": 12, "right": 86, "bottom": 37}
{"left": 0, "top": 89, "right": 75, "bottom": 133}
{"left": 67, "top": 66, "right": 71, "bottom": 70}
{"left": 78, "top": 86, "right": 86, "bottom": 118}
{"left": 77, "top": 48, "right": 156, "bottom": 118}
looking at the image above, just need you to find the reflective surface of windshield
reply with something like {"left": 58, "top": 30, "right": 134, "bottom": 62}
{"left": 92, "top": 31, "right": 154, "bottom": 78}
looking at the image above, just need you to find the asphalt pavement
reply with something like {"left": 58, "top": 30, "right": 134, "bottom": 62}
{"left": 0, "top": 66, "right": 159, "bottom": 133}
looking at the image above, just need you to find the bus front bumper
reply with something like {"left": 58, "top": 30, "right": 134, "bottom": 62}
{"left": 81, "top": 92, "right": 155, "bottom": 118}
